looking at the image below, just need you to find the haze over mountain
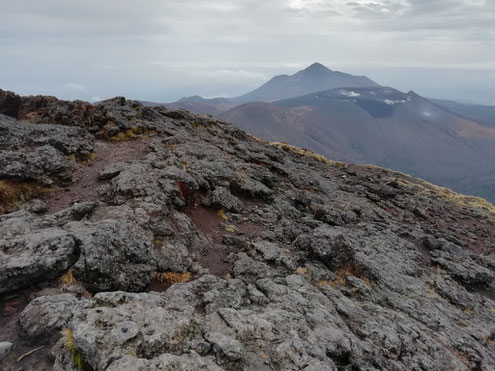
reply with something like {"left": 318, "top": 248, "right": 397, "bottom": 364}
{"left": 430, "top": 99, "right": 495, "bottom": 129}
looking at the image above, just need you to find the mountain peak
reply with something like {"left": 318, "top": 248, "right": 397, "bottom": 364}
{"left": 231, "top": 63, "right": 379, "bottom": 103}
{"left": 304, "top": 62, "right": 332, "bottom": 73}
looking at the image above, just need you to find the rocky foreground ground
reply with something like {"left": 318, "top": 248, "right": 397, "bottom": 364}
{"left": 0, "top": 89, "right": 494, "bottom": 370}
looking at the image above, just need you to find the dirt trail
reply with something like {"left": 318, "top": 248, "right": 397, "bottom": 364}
{"left": 0, "top": 138, "right": 150, "bottom": 371}
{"left": 187, "top": 198, "right": 264, "bottom": 277}
{"left": 42, "top": 139, "right": 149, "bottom": 213}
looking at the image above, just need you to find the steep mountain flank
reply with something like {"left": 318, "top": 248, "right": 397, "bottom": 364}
{"left": 0, "top": 90, "right": 495, "bottom": 371}
{"left": 220, "top": 87, "right": 495, "bottom": 203}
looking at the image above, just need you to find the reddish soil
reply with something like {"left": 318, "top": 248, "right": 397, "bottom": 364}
{"left": 186, "top": 197, "right": 265, "bottom": 277}
{"left": 0, "top": 281, "right": 69, "bottom": 371}
{"left": 187, "top": 206, "right": 232, "bottom": 277}
{"left": 42, "top": 138, "right": 149, "bottom": 213}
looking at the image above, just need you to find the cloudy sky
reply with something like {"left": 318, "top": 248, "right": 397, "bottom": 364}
{"left": 1, "top": 0, "right": 494, "bottom": 104}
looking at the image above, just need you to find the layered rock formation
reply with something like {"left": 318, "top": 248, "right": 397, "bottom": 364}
{"left": 0, "top": 89, "right": 494, "bottom": 370}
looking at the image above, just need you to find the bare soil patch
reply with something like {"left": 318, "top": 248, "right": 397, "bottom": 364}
{"left": 42, "top": 138, "right": 149, "bottom": 213}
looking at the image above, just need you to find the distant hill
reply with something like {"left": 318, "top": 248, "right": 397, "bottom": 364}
{"left": 431, "top": 98, "right": 495, "bottom": 129}
{"left": 164, "top": 96, "right": 235, "bottom": 116}
{"left": 230, "top": 62, "right": 379, "bottom": 104}
{"left": 220, "top": 87, "right": 495, "bottom": 202}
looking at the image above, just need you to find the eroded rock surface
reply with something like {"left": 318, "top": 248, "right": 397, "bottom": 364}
{"left": 0, "top": 90, "right": 494, "bottom": 370}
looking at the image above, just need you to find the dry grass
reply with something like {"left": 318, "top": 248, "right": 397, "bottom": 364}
{"left": 318, "top": 265, "right": 371, "bottom": 290}
{"left": 268, "top": 142, "right": 346, "bottom": 168}
{"left": 0, "top": 180, "right": 48, "bottom": 214}
{"left": 392, "top": 176, "right": 495, "bottom": 214}
{"left": 164, "top": 143, "right": 176, "bottom": 151}
{"left": 59, "top": 269, "right": 78, "bottom": 286}
{"left": 296, "top": 267, "right": 308, "bottom": 275}
{"left": 224, "top": 227, "right": 235, "bottom": 233}
{"left": 179, "top": 160, "right": 191, "bottom": 171}
{"left": 217, "top": 209, "right": 228, "bottom": 221}
{"left": 108, "top": 126, "right": 156, "bottom": 142}
{"left": 153, "top": 272, "right": 191, "bottom": 285}
{"left": 62, "top": 328, "right": 84, "bottom": 369}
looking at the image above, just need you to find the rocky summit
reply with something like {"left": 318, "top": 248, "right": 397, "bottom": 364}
{"left": 0, "top": 89, "right": 495, "bottom": 371}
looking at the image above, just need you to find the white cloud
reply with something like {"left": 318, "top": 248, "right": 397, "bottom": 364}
{"left": 0, "top": 0, "right": 493, "bottom": 104}
{"left": 63, "top": 83, "right": 87, "bottom": 93}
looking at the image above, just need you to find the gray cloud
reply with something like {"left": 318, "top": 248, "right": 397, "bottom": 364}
{"left": 0, "top": 0, "right": 494, "bottom": 104}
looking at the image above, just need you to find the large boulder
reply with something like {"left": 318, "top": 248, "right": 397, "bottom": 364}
{"left": 19, "top": 294, "right": 88, "bottom": 342}
{"left": 0, "top": 228, "right": 78, "bottom": 293}
{"left": 65, "top": 220, "right": 155, "bottom": 292}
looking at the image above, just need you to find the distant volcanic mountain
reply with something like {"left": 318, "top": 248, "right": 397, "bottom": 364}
{"left": 230, "top": 62, "right": 380, "bottom": 104}
{"left": 161, "top": 63, "right": 495, "bottom": 202}
{"left": 220, "top": 87, "right": 495, "bottom": 203}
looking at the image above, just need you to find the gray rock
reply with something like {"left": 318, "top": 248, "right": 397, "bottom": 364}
{"left": 0, "top": 114, "right": 94, "bottom": 157}
{"left": 206, "top": 332, "right": 244, "bottom": 361}
{"left": 65, "top": 220, "right": 155, "bottom": 292}
{"left": 0, "top": 342, "right": 13, "bottom": 362}
{"left": 19, "top": 294, "right": 86, "bottom": 341}
{"left": 211, "top": 187, "right": 243, "bottom": 212}
{"left": 98, "top": 162, "right": 127, "bottom": 180}
{"left": 0, "top": 145, "right": 72, "bottom": 182}
{"left": 0, "top": 228, "right": 78, "bottom": 293}
{"left": 308, "top": 226, "right": 356, "bottom": 270}
{"left": 106, "top": 352, "right": 224, "bottom": 371}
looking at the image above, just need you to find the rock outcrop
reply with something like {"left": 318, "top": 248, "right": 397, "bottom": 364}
{"left": 0, "top": 89, "right": 494, "bottom": 370}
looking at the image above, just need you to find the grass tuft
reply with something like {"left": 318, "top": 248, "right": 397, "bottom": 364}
{"left": 62, "top": 328, "right": 84, "bottom": 369}
{"left": 59, "top": 269, "right": 77, "bottom": 286}
{"left": 296, "top": 267, "right": 308, "bottom": 275}
{"left": 153, "top": 271, "right": 191, "bottom": 285}
{"left": 269, "top": 142, "right": 346, "bottom": 167}
{"left": 391, "top": 176, "right": 495, "bottom": 214}
{"left": 0, "top": 180, "right": 48, "bottom": 214}
{"left": 108, "top": 126, "right": 156, "bottom": 142}
{"left": 217, "top": 209, "right": 228, "bottom": 221}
